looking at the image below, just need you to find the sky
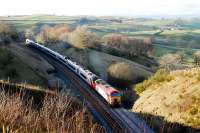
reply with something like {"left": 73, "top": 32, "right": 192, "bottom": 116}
{"left": 0, "top": 0, "right": 200, "bottom": 17}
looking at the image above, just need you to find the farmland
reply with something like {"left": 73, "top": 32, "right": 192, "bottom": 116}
{"left": 1, "top": 15, "right": 200, "bottom": 60}
{"left": 1, "top": 15, "right": 200, "bottom": 132}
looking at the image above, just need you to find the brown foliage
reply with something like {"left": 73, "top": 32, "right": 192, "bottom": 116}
{"left": 36, "top": 24, "right": 71, "bottom": 43}
{"left": 68, "top": 26, "right": 101, "bottom": 49}
{"left": 103, "top": 34, "right": 153, "bottom": 56}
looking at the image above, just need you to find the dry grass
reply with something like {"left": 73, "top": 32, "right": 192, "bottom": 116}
{"left": 197, "top": 71, "right": 200, "bottom": 81}
{"left": 0, "top": 89, "right": 104, "bottom": 133}
{"left": 133, "top": 68, "right": 200, "bottom": 129}
{"left": 185, "top": 93, "right": 200, "bottom": 128}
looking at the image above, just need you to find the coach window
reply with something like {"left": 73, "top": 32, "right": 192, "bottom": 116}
{"left": 80, "top": 73, "right": 87, "bottom": 79}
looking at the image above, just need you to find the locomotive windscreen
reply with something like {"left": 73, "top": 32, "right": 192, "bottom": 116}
{"left": 111, "top": 92, "right": 121, "bottom": 97}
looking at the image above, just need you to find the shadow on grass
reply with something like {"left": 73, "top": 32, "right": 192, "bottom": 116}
{"left": 136, "top": 112, "right": 200, "bottom": 133}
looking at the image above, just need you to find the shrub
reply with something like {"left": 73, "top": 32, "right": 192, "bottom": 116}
{"left": 36, "top": 24, "right": 71, "bottom": 43}
{"left": 0, "top": 21, "right": 18, "bottom": 44}
{"left": 151, "top": 69, "right": 173, "bottom": 82}
{"left": 135, "top": 69, "right": 173, "bottom": 94}
{"left": 68, "top": 26, "right": 101, "bottom": 49}
{"left": 159, "top": 53, "right": 185, "bottom": 70}
{"left": 135, "top": 80, "right": 152, "bottom": 94}
{"left": 107, "top": 62, "right": 135, "bottom": 87}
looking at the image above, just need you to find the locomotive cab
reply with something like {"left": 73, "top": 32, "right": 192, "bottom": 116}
{"left": 110, "top": 91, "right": 121, "bottom": 106}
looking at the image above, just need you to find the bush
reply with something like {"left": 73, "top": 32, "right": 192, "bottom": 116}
{"left": 152, "top": 69, "right": 173, "bottom": 82}
{"left": 68, "top": 26, "right": 101, "bottom": 49}
{"left": 159, "top": 53, "right": 185, "bottom": 70}
{"left": 135, "top": 69, "right": 173, "bottom": 94}
{"left": 134, "top": 80, "right": 152, "bottom": 94}
{"left": 107, "top": 62, "right": 135, "bottom": 87}
{"left": 0, "top": 21, "right": 18, "bottom": 44}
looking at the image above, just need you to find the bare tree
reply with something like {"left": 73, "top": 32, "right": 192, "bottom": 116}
{"left": 103, "top": 34, "right": 153, "bottom": 56}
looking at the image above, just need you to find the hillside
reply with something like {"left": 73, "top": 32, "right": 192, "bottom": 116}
{"left": 133, "top": 68, "right": 200, "bottom": 131}
{"left": 46, "top": 44, "right": 153, "bottom": 83}
{"left": 0, "top": 47, "right": 46, "bottom": 86}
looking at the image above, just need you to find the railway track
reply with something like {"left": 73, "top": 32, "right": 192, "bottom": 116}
{"left": 28, "top": 45, "right": 154, "bottom": 133}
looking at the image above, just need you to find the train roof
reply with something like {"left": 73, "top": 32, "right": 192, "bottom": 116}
{"left": 106, "top": 87, "right": 120, "bottom": 94}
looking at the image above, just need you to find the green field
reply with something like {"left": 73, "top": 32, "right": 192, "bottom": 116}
{"left": 1, "top": 15, "right": 200, "bottom": 62}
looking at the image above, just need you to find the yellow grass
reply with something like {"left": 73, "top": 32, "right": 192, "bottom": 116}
{"left": 133, "top": 68, "right": 200, "bottom": 129}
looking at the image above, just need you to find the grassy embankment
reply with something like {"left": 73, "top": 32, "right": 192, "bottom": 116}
{"left": 133, "top": 68, "right": 200, "bottom": 132}
{"left": 0, "top": 48, "right": 46, "bottom": 86}
{"left": 0, "top": 80, "right": 104, "bottom": 133}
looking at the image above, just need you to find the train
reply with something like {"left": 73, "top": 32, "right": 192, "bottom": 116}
{"left": 25, "top": 39, "right": 121, "bottom": 106}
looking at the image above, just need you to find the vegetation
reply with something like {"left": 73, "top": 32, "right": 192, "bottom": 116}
{"left": 68, "top": 26, "right": 101, "bottom": 49}
{"left": 0, "top": 48, "right": 45, "bottom": 86}
{"left": 36, "top": 24, "right": 71, "bottom": 43}
{"left": 107, "top": 62, "right": 135, "bottom": 86}
{"left": 0, "top": 21, "right": 18, "bottom": 44}
{"left": 185, "top": 93, "right": 200, "bottom": 128}
{"left": 103, "top": 34, "right": 153, "bottom": 57}
{"left": 2, "top": 15, "right": 200, "bottom": 132}
{"left": 193, "top": 51, "right": 200, "bottom": 66}
{"left": 135, "top": 69, "right": 173, "bottom": 94}
{"left": 133, "top": 68, "right": 200, "bottom": 131}
{"left": 159, "top": 53, "right": 185, "bottom": 70}
{"left": 197, "top": 71, "right": 200, "bottom": 81}
{"left": 0, "top": 89, "right": 104, "bottom": 132}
